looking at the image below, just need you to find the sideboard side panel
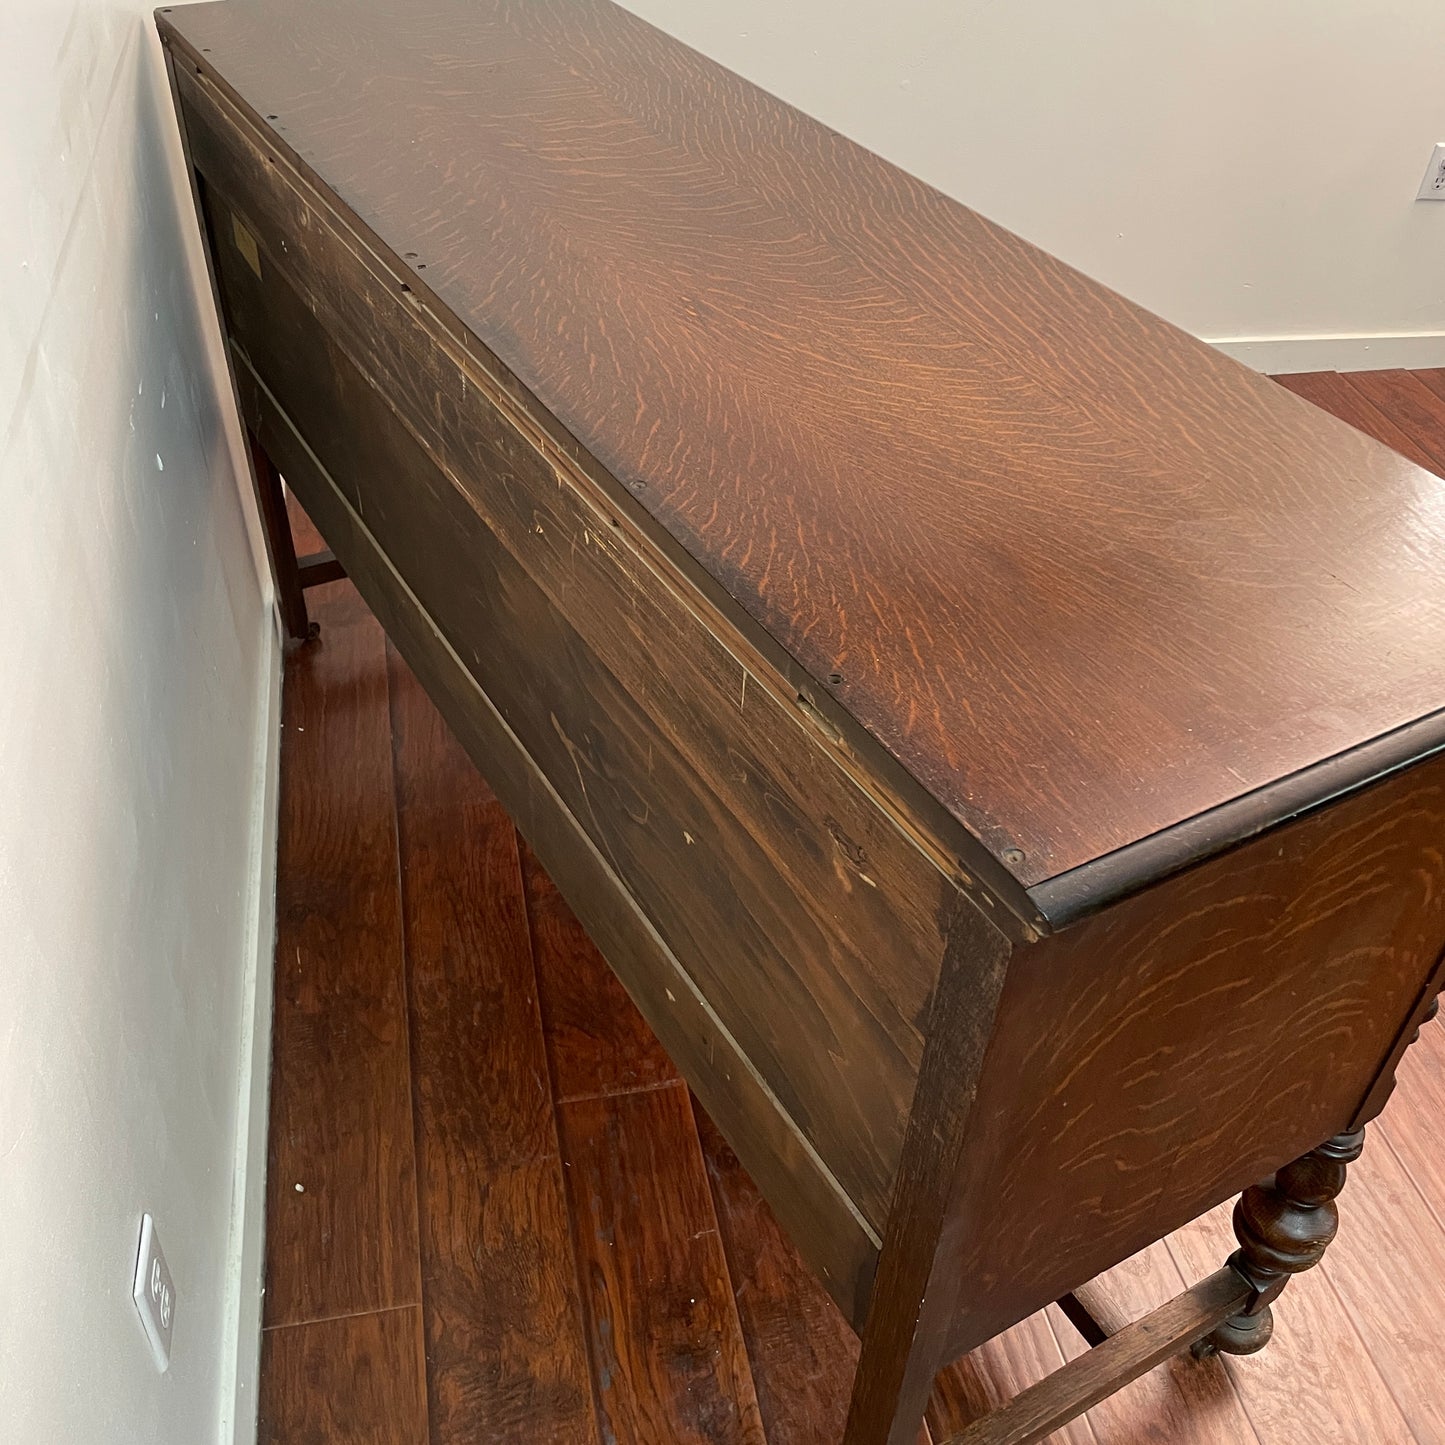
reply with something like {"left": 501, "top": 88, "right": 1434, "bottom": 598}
{"left": 944, "top": 752, "right": 1445, "bottom": 1357}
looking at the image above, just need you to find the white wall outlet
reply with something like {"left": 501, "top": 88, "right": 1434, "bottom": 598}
{"left": 131, "top": 1213, "right": 176, "bottom": 1372}
{"left": 1417, "top": 144, "right": 1445, "bottom": 200}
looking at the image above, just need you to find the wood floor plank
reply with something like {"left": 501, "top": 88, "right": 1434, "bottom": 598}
{"left": 1167, "top": 1200, "right": 1415, "bottom": 1445}
{"left": 698, "top": 1096, "right": 1086, "bottom": 1445}
{"left": 1272, "top": 371, "right": 1439, "bottom": 471}
{"left": 388, "top": 645, "right": 599, "bottom": 1445}
{"left": 1309, "top": 1127, "right": 1445, "bottom": 1444}
{"left": 1340, "top": 370, "right": 1445, "bottom": 474}
{"left": 558, "top": 1083, "right": 766, "bottom": 1445}
{"left": 1408, "top": 366, "right": 1445, "bottom": 413}
{"left": 265, "top": 582, "right": 420, "bottom": 1326}
{"left": 927, "top": 1314, "right": 1096, "bottom": 1445}
{"left": 1378, "top": 1015, "right": 1445, "bottom": 1236}
{"left": 1045, "top": 1243, "right": 1257, "bottom": 1445}
{"left": 287, "top": 493, "right": 326, "bottom": 556}
{"left": 523, "top": 838, "right": 678, "bottom": 1103}
{"left": 258, "top": 1306, "right": 429, "bottom": 1445}
{"left": 693, "top": 1102, "right": 896, "bottom": 1445}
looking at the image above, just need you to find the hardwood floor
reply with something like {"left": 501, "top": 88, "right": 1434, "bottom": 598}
{"left": 258, "top": 371, "right": 1445, "bottom": 1444}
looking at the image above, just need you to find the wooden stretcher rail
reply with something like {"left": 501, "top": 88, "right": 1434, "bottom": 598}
{"left": 944, "top": 1268, "right": 1253, "bottom": 1445}
{"left": 296, "top": 548, "right": 344, "bottom": 588}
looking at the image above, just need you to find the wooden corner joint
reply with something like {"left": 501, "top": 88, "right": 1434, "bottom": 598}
{"left": 1191, "top": 1127, "right": 1366, "bottom": 1360}
{"left": 297, "top": 548, "right": 346, "bottom": 589}
{"left": 943, "top": 1125, "right": 1370, "bottom": 1445}
{"left": 937, "top": 1267, "right": 1251, "bottom": 1445}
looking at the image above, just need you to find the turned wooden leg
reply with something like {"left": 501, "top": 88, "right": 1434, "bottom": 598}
{"left": 247, "top": 428, "right": 316, "bottom": 644}
{"left": 1194, "top": 1127, "right": 1365, "bottom": 1358}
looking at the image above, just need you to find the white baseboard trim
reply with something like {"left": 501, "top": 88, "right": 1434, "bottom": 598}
{"left": 218, "top": 608, "right": 284, "bottom": 1445}
{"left": 1208, "top": 330, "right": 1445, "bottom": 375}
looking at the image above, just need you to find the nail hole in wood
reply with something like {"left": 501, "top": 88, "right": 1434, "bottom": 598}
{"left": 1003, "top": 847, "right": 1026, "bottom": 865}
{"left": 828, "top": 671, "right": 844, "bottom": 685}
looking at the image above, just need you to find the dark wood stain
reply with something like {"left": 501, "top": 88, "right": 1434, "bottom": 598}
{"left": 693, "top": 1103, "right": 877, "bottom": 1445}
{"left": 186, "top": 88, "right": 961, "bottom": 1225}
{"left": 926, "top": 1322, "right": 1096, "bottom": 1445}
{"left": 844, "top": 905, "right": 1012, "bottom": 1445}
{"left": 263, "top": 581, "right": 420, "bottom": 1326}
{"left": 159, "top": 0, "right": 1445, "bottom": 1431}
{"left": 387, "top": 643, "right": 599, "bottom": 1443}
{"left": 246, "top": 378, "right": 883, "bottom": 1322}
{"left": 253, "top": 505, "right": 1445, "bottom": 1445}
{"left": 558, "top": 1084, "right": 767, "bottom": 1445}
{"left": 1167, "top": 1200, "right": 1413, "bottom": 1443}
{"left": 1046, "top": 1245, "right": 1256, "bottom": 1445}
{"left": 259, "top": 1306, "right": 429, "bottom": 1444}
{"left": 159, "top": 0, "right": 1445, "bottom": 892}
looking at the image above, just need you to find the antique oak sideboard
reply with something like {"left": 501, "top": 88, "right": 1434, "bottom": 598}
{"left": 157, "top": 3, "right": 1445, "bottom": 1441}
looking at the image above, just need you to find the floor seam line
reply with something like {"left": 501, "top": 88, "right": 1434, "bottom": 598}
{"left": 263, "top": 1300, "right": 422, "bottom": 1334}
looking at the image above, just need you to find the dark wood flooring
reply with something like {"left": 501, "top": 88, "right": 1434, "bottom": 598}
{"left": 258, "top": 369, "right": 1445, "bottom": 1444}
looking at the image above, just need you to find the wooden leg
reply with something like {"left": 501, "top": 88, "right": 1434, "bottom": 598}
{"left": 247, "top": 428, "right": 316, "bottom": 644}
{"left": 1193, "top": 1127, "right": 1365, "bottom": 1359}
{"left": 841, "top": 912, "right": 1012, "bottom": 1445}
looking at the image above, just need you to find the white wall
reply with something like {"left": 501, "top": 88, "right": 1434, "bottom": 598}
{"left": 619, "top": 0, "right": 1445, "bottom": 371}
{"left": 0, "top": 5, "right": 279, "bottom": 1443}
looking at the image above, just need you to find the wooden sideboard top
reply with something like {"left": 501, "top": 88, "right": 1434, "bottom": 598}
{"left": 159, "top": 0, "right": 1445, "bottom": 901}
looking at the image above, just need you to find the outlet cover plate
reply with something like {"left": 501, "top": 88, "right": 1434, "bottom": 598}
{"left": 1417, "top": 143, "right": 1445, "bottom": 200}
{"left": 132, "top": 1213, "right": 176, "bottom": 1372}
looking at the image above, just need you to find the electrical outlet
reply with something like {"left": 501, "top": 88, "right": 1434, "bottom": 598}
{"left": 1417, "top": 144, "right": 1445, "bottom": 200}
{"left": 131, "top": 1214, "right": 176, "bottom": 1372}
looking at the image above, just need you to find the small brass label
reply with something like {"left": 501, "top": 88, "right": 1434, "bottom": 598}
{"left": 231, "top": 213, "right": 262, "bottom": 280}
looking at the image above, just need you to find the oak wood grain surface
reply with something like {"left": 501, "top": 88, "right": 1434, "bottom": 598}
{"left": 159, "top": 0, "right": 1445, "bottom": 889}
{"left": 171, "top": 0, "right": 1445, "bottom": 1408}
{"left": 191, "top": 117, "right": 956, "bottom": 1223}
{"left": 945, "top": 749, "right": 1445, "bottom": 1356}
